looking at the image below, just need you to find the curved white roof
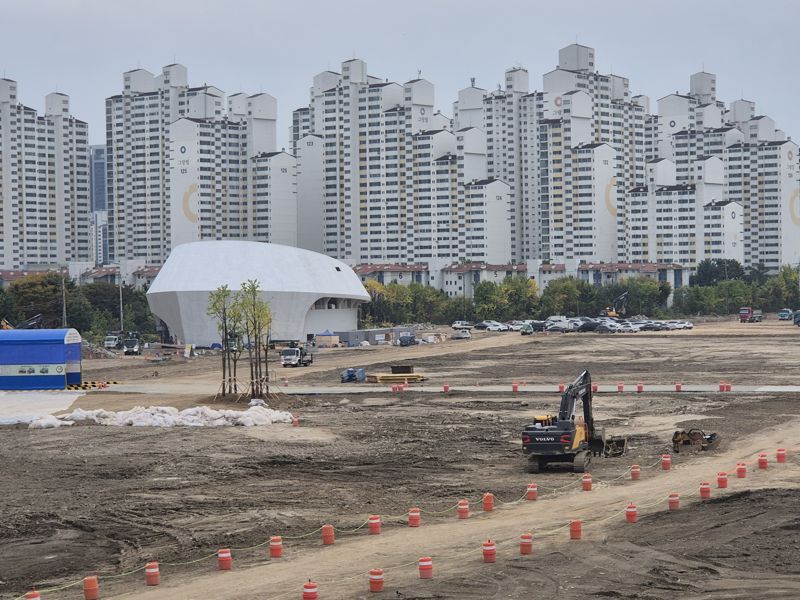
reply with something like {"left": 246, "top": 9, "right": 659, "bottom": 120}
{"left": 146, "top": 242, "right": 368, "bottom": 344}
{"left": 148, "top": 241, "right": 369, "bottom": 300}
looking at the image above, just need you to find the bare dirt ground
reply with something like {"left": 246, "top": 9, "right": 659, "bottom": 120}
{"left": 1, "top": 318, "right": 799, "bottom": 599}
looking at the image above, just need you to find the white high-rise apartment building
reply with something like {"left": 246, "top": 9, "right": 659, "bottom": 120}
{"left": 106, "top": 64, "right": 225, "bottom": 265}
{"left": 169, "top": 92, "right": 297, "bottom": 248}
{"left": 626, "top": 156, "right": 744, "bottom": 267}
{"left": 0, "top": 79, "right": 90, "bottom": 270}
{"left": 293, "top": 58, "right": 509, "bottom": 266}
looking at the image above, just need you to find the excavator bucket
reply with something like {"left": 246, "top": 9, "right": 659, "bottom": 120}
{"left": 672, "top": 429, "right": 719, "bottom": 453}
{"left": 603, "top": 435, "right": 627, "bottom": 457}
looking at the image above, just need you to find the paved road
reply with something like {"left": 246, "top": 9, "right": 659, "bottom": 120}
{"left": 0, "top": 390, "right": 84, "bottom": 423}
{"left": 107, "top": 381, "right": 800, "bottom": 396}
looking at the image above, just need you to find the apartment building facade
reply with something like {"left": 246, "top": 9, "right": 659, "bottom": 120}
{"left": 0, "top": 79, "right": 91, "bottom": 270}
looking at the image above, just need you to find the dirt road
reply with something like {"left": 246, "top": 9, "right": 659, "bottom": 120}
{"left": 110, "top": 420, "right": 800, "bottom": 599}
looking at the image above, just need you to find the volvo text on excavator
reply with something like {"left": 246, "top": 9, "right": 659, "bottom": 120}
{"left": 521, "top": 370, "right": 626, "bottom": 473}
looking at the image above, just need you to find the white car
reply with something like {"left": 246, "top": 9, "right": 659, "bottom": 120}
{"left": 506, "top": 321, "right": 525, "bottom": 331}
{"left": 451, "top": 321, "right": 473, "bottom": 330}
{"left": 485, "top": 320, "right": 509, "bottom": 331}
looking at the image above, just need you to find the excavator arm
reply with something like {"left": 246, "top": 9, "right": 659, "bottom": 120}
{"left": 558, "top": 370, "right": 625, "bottom": 457}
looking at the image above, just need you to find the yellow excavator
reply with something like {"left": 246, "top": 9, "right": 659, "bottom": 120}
{"left": 599, "top": 291, "right": 629, "bottom": 318}
{"left": 522, "top": 371, "right": 626, "bottom": 473}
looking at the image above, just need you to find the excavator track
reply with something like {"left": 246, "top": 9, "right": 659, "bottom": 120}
{"left": 572, "top": 451, "right": 590, "bottom": 473}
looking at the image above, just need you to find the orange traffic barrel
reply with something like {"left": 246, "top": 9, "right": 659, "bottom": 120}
{"left": 581, "top": 473, "right": 592, "bottom": 491}
{"left": 482, "top": 539, "right": 497, "bottom": 563}
{"left": 718, "top": 381, "right": 725, "bottom": 392}
{"left": 302, "top": 580, "right": 318, "bottom": 599}
{"left": 457, "top": 499, "right": 470, "bottom": 519}
{"left": 482, "top": 492, "right": 494, "bottom": 512}
{"left": 292, "top": 414, "right": 299, "bottom": 427}
{"left": 558, "top": 382, "right": 565, "bottom": 393}
{"left": 700, "top": 482, "right": 711, "bottom": 500}
{"left": 617, "top": 382, "right": 624, "bottom": 392}
{"left": 725, "top": 382, "right": 733, "bottom": 392}
{"left": 777, "top": 448, "right": 787, "bottom": 463}
{"left": 217, "top": 548, "right": 232, "bottom": 570}
{"left": 668, "top": 492, "right": 680, "bottom": 511}
{"left": 661, "top": 454, "right": 672, "bottom": 470}
{"left": 25, "top": 591, "right": 41, "bottom": 600}
{"left": 636, "top": 382, "right": 643, "bottom": 393}
{"left": 630, "top": 465, "right": 640, "bottom": 480}
{"left": 758, "top": 453, "right": 768, "bottom": 469}
{"left": 519, "top": 531, "right": 533, "bottom": 555}
{"left": 625, "top": 503, "right": 638, "bottom": 524}
{"left": 512, "top": 382, "right": 519, "bottom": 394}
{"left": 408, "top": 507, "right": 421, "bottom": 527}
{"left": 443, "top": 383, "right": 450, "bottom": 393}
{"left": 269, "top": 536, "right": 283, "bottom": 558}
{"left": 591, "top": 383, "right": 598, "bottom": 393}
{"left": 145, "top": 561, "right": 160, "bottom": 586}
{"left": 717, "top": 472, "right": 728, "bottom": 489}
{"left": 418, "top": 556, "right": 433, "bottom": 579}
{"left": 675, "top": 382, "right": 682, "bottom": 392}
{"left": 368, "top": 515, "right": 381, "bottom": 535}
{"left": 322, "top": 524, "right": 335, "bottom": 545}
{"left": 83, "top": 576, "right": 99, "bottom": 600}
{"left": 736, "top": 462, "right": 747, "bottom": 478}
{"left": 368, "top": 568, "right": 384, "bottom": 593}
{"left": 526, "top": 482, "right": 538, "bottom": 501}
{"left": 569, "top": 520, "right": 582, "bottom": 540}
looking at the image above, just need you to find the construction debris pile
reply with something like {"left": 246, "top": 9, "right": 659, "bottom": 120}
{"left": 28, "top": 405, "right": 294, "bottom": 429}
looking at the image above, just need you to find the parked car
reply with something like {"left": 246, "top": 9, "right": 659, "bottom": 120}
{"left": 545, "top": 322, "right": 570, "bottom": 333}
{"left": 473, "top": 321, "right": 491, "bottom": 330}
{"left": 484, "top": 320, "right": 509, "bottom": 331}
{"left": 778, "top": 308, "right": 793, "bottom": 321}
{"left": 506, "top": 321, "right": 525, "bottom": 331}
{"left": 451, "top": 321, "right": 473, "bottom": 330}
{"left": 576, "top": 320, "right": 599, "bottom": 332}
{"left": 452, "top": 328, "right": 472, "bottom": 340}
{"left": 595, "top": 322, "right": 620, "bottom": 333}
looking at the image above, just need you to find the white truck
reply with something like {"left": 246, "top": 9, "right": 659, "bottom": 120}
{"left": 280, "top": 347, "right": 313, "bottom": 367}
{"left": 104, "top": 335, "right": 120, "bottom": 349}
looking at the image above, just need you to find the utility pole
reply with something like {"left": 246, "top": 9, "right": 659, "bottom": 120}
{"left": 118, "top": 274, "right": 124, "bottom": 332}
{"left": 61, "top": 272, "right": 67, "bottom": 327}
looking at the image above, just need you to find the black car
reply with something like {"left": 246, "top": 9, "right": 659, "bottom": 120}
{"left": 595, "top": 323, "right": 619, "bottom": 334}
{"left": 473, "top": 321, "right": 491, "bottom": 330}
{"left": 576, "top": 320, "right": 599, "bottom": 332}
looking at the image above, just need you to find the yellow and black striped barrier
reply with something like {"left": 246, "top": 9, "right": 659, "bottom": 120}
{"left": 66, "top": 381, "right": 119, "bottom": 391}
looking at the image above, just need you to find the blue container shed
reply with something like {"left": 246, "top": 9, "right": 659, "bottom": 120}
{"left": 0, "top": 329, "right": 82, "bottom": 390}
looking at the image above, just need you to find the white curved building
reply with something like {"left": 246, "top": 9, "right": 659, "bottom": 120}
{"left": 146, "top": 241, "right": 369, "bottom": 345}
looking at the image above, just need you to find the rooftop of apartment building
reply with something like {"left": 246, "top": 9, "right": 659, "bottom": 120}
{"left": 353, "top": 263, "right": 429, "bottom": 275}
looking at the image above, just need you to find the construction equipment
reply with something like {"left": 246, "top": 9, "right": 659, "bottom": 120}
{"left": 340, "top": 368, "right": 366, "bottom": 383}
{"left": 1, "top": 314, "right": 43, "bottom": 330}
{"left": 521, "top": 370, "right": 627, "bottom": 473}
{"left": 600, "top": 292, "right": 629, "bottom": 318}
{"left": 672, "top": 428, "right": 719, "bottom": 453}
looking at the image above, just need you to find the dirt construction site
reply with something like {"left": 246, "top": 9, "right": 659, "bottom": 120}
{"left": 2, "top": 319, "right": 800, "bottom": 599}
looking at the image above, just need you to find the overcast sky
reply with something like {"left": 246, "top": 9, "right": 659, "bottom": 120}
{"left": 2, "top": 0, "right": 798, "bottom": 146}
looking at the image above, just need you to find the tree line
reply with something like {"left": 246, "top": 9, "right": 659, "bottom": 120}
{"left": 0, "top": 273, "right": 155, "bottom": 340}
{"left": 359, "top": 259, "right": 800, "bottom": 326}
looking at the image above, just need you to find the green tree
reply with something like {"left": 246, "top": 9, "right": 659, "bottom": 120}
{"left": 691, "top": 259, "right": 745, "bottom": 286}
{"left": 473, "top": 281, "right": 508, "bottom": 320}
{"left": 236, "top": 280, "right": 273, "bottom": 399}
{"left": 0, "top": 287, "right": 16, "bottom": 325}
{"left": 538, "top": 277, "right": 595, "bottom": 318}
{"left": 208, "top": 285, "right": 239, "bottom": 395}
{"left": 500, "top": 277, "right": 539, "bottom": 319}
